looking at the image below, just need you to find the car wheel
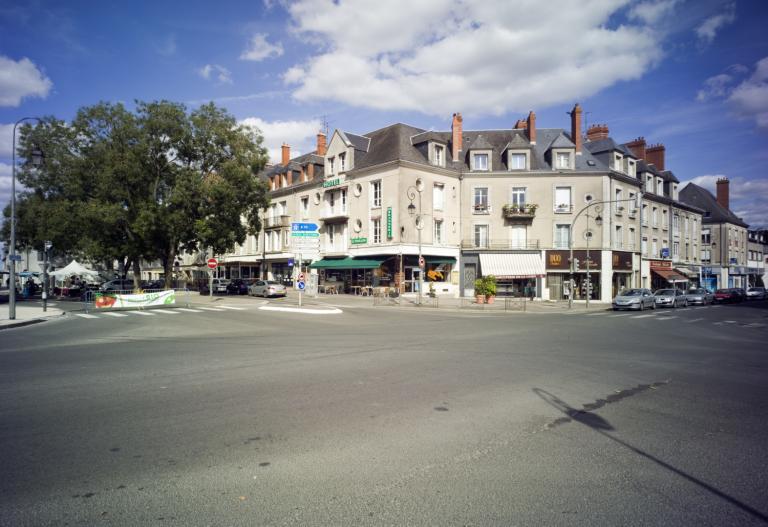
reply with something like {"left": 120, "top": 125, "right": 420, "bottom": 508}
{"left": 639, "top": 302, "right": 644, "bottom": 311}
{"left": 263, "top": 291, "right": 269, "bottom": 298}
{"left": 651, "top": 302, "right": 656, "bottom": 310}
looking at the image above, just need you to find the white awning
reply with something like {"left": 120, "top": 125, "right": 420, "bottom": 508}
{"left": 675, "top": 266, "right": 697, "bottom": 277}
{"left": 479, "top": 253, "right": 545, "bottom": 279}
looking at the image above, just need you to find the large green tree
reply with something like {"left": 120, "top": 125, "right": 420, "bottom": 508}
{"left": 3, "top": 100, "right": 270, "bottom": 287}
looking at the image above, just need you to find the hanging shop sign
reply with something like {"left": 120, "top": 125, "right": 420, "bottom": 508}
{"left": 386, "top": 207, "right": 393, "bottom": 239}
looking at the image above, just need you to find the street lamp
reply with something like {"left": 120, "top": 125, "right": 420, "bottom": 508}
{"left": 407, "top": 179, "right": 424, "bottom": 306}
{"left": 9, "top": 117, "right": 43, "bottom": 320}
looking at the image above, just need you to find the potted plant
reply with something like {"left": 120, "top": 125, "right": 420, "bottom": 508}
{"left": 474, "top": 278, "right": 486, "bottom": 304}
{"left": 484, "top": 275, "right": 497, "bottom": 304}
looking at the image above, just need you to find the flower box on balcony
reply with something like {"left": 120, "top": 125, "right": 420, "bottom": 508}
{"left": 502, "top": 204, "right": 538, "bottom": 219}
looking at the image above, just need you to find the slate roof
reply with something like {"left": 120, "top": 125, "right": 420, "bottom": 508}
{"left": 679, "top": 183, "right": 748, "bottom": 228}
{"left": 467, "top": 134, "right": 494, "bottom": 150}
{"left": 339, "top": 131, "right": 371, "bottom": 152}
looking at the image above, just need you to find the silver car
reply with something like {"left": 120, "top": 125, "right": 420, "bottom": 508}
{"left": 248, "top": 280, "right": 287, "bottom": 298}
{"left": 654, "top": 288, "right": 688, "bottom": 308}
{"left": 613, "top": 288, "right": 656, "bottom": 311}
{"left": 685, "top": 288, "right": 714, "bottom": 305}
{"left": 746, "top": 287, "right": 766, "bottom": 300}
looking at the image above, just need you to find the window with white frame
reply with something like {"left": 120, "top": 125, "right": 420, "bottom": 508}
{"left": 615, "top": 188, "right": 623, "bottom": 214}
{"left": 283, "top": 229, "right": 290, "bottom": 248}
{"left": 338, "top": 152, "right": 346, "bottom": 172}
{"left": 652, "top": 206, "right": 658, "bottom": 227}
{"left": 629, "top": 227, "right": 636, "bottom": 249}
{"left": 614, "top": 225, "right": 623, "bottom": 249}
{"left": 702, "top": 228, "right": 711, "bottom": 244}
{"left": 371, "top": 218, "right": 381, "bottom": 244}
{"left": 371, "top": 180, "right": 381, "bottom": 208}
{"left": 474, "top": 224, "right": 489, "bottom": 248}
{"left": 662, "top": 209, "right": 668, "bottom": 229}
{"left": 555, "top": 224, "right": 571, "bottom": 249}
{"left": 673, "top": 241, "right": 680, "bottom": 258}
{"left": 642, "top": 204, "right": 648, "bottom": 225}
{"left": 511, "top": 225, "right": 526, "bottom": 248}
{"left": 434, "top": 219, "right": 443, "bottom": 244}
{"left": 642, "top": 236, "right": 648, "bottom": 255}
{"left": 652, "top": 238, "right": 658, "bottom": 256}
{"left": 327, "top": 223, "right": 336, "bottom": 248}
{"left": 554, "top": 186, "right": 571, "bottom": 212}
{"left": 433, "top": 144, "right": 445, "bottom": 167}
{"left": 646, "top": 174, "right": 653, "bottom": 193}
{"left": 511, "top": 187, "right": 526, "bottom": 207}
{"left": 701, "top": 248, "right": 711, "bottom": 262}
{"left": 626, "top": 159, "right": 636, "bottom": 177}
{"left": 473, "top": 187, "right": 489, "bottom": 212}
{"left": 684, "top": 216, "right": 689, "bottom": 237}
{"left": 472, "top": 152, "right": 489, "bottom": 171}
{"left": 556, "top": 152, "right": 571, "bottom": 169}
{"left": 673, "top": 214, "right": 680, "bottom": 234}
{"left": 328, "top": 157, "right": 334, "bottom": 175}
{"left": 614, "top": 154, "right": 623, "bottom": 171}
{"left": 509, "top": 152, "right": 526, "bottom": 170}
{"left": 628, "top": 192, "right": 636, "bottom": 214}
{"left": 301, "top": 196, "right": 309, "bottom": 219}
{"left": 433, "top": 183, "right": 444, "bottom": 211}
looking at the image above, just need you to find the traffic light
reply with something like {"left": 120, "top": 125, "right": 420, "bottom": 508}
{"left": 572, "top": 258, "right": 580, "bottom": 271}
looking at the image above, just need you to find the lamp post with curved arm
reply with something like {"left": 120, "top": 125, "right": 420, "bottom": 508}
{"left": 569, "top": 194, "right": 642, "bottom": 310}
{"left": 8, "top": 117, "right": 43, "bottom": 320}
{"left": 407, "top": 179, "right": 424, "bottom": 306}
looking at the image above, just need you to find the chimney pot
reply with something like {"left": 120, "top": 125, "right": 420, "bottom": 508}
{"left": 570, "top": 104, "right": 582, "bottom": 153}
{"left": 281, "top": 143, "right": 291, "bottom": 166}
{"left": 527, "top": 111, "right": 536, "bottom": 144}
{"left": 452, "top": 113, "right": 463, "bottom": 161}
{"left": 716, "top": 177, "right": 730, "bottom": 210}
{"left": 316, "top": 132, "right": 327, "bottom": 157}
{"left": 646, "top": 143, "right": 665, "bottom": 171}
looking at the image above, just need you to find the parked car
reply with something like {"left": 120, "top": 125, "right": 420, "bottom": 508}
{"left": 143, "top": 279, "right": 166, "bottom": 290}
{"left": 685, "top": 288, "right": 714, "bottom": 305}
{"left": 199, "top": 278, "right": 231, "bottom": 295}
{"left": 248, "top": 280, "right": 287, "bottom": 298}
{"left": 713, "top": 288, "right": 743, "bottom": 303}
{"left": 653, "top": 288, "right": 688, "bottom": 308}
{"left": 101, "top": 279, "right": 136, "bottom": 292}
{"left": 226, "top": 278, "right": 251, "bottom": 295}
{"left": 612, "top": 288, "right": 656, "bottom": 311}
{"left": 746, "top": 287, "right": 766, "bottom": 300}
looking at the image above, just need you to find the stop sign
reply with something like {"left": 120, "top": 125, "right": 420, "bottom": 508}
{"left": 207, "top": 258, "right": 218, "bottom": 269}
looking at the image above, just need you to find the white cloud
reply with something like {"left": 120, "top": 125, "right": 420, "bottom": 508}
{"left": 0, "top": 162, "right": 14, "bottom": 216}
{"left": 628, "top": 0, "right": 680, "bottom": 24}
{"left": 681, "top": 175, "right": 768, "bottom": 228}
{"left": 0, "top": 124, "right": 14, "bottom": 157}
{"left": 697, "top": 57, "right": 768, "bottom": 129}
{"left": 0, "top": 55, "right": 53, "bottom": 107}
{"left": 280, "top": 0, "right": 665, "bottom": 116}
{"left": 696, "top": 3, "right": 736, "bottom": 44}
{"left": 197, "top": 64, "right": 233, "bottom": 84}
{"left": 696, "top": 73, "right": 734, "bottom": 102}
{"left": 240, "top": 33, "right": 284, "bottom": 62}
{"left": 240, "top": 117, "right": 322, "bottom": 163}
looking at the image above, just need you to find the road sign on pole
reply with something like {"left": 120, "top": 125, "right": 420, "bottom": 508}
{"left": 418, "top": 256, "right": 425, "bottom": 269}
{"left": 291, "top": 222, "right": 319, "bottom": 232}
{"left": 207, "top": 258, "right": 218, "bottom": 269}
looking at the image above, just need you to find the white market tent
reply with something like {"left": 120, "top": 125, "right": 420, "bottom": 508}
{"left": 50, "top": 260, "right": 101, "bottom": 278}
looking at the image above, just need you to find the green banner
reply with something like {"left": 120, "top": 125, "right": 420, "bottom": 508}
{"left": 387, "top": 207, "right": 392, "bottom": 239}
{"left": 95, "top": 289, "right": 176, "bottom": 309}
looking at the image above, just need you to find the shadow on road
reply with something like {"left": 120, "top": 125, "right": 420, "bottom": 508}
{"left": 533, "top": 387, "right": 768, "bottom": 523}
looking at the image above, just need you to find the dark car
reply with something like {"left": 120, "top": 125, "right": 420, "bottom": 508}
{"left": 143, "top": 279, "right": 166, "bottom": 290}
{"left": 198, "top": 278, "right": 230, "bottom": 295}
{"left": 226, "top": 278, "right": 251, "bottom": 295}
{"left": 714, "top": 288, "right": 743, "bottom": 303}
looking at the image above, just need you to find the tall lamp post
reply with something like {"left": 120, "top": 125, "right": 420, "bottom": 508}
{"left": 9, "top": 117, "right": 43, "bottom": 320}
{"left": 407, "top": 179, "right": 425, "bottom": 306}
{"left": 43, "top": 240, "right": 52, "bottom": 312}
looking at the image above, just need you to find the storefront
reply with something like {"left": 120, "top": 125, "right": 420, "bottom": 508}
{"left": 649, "top": 260, "right": 688, "bottom": 290}
{"left": 546, "top": 250, "right": 601, "bottom": 301}
{"left": 611, "top": 251, "right": 633, "bottom": 297}
{"left": 310, "top": 256, "right": 394, "bottom": 293}
{"left": 674, "top": 266, "right": 700, "bottom": 288}
{"left": 478, "top": 253, "right": 545, "bottom": 298}
{"left": 699, "top": 266, "right": 719, "bottom": 292}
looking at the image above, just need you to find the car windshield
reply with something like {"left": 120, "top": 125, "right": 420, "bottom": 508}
{"left": 748, "top": 287, "right": 763, "bottom": 292}
{"left": 656, "top": 289, "right": 675, "bottom": 295}
{"left": 266, "top": 281, "right": 281, "bottom": 285}
{"left": 621, "top": 289, "right": 643, "bottom": 296}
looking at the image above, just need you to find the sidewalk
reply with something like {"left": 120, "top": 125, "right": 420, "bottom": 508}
{"left": 0, "top": 303, "right": 66, "bottom": 330}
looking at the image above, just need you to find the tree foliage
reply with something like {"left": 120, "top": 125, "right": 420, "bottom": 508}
{"left": 2, "top": 101, "right": 269, "bottom": 286}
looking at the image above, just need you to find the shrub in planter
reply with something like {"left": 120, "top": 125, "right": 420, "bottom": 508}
{"left": 484, "top": 275, "right": 497, "bottom": 304}
{"left": 474, "top": 278, "right": 486, "bottom": 304}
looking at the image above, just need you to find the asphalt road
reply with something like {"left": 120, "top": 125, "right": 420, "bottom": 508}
{"left": 1, "top": 299, "right": 767, "bottom": 526}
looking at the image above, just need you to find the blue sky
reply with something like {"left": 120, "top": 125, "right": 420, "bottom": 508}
{"left": 1, "top": 0, "right": 767, "bottom": 230}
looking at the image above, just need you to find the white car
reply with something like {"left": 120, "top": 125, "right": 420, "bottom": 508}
{"left": 248, "top": 280, "right": 287, "bottom": 298}
{"left": 746, "top": 287, "right": 766, "bottom": 300}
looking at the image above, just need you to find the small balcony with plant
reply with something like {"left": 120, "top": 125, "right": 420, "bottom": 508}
{"left": 502, "top": 203, "right": 538, "bottom": 220}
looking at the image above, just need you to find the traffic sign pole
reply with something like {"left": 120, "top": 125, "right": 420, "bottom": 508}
{"left": 298, "top": 253, "right": 303, "bottom": 308}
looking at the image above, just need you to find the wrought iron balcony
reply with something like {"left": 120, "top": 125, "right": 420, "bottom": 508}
{"left": 502, "top": 204, "right": 537, "bottom": 219}
{"left": 265, "top": 215, "right": 291, "bottom": 229}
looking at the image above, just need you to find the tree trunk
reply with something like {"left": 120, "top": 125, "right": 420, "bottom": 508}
{"left": 163, "top": 246, "right": 177, "bottom": 289}
{"left": 132, "top": 256, "right": 141, "bottom": 289}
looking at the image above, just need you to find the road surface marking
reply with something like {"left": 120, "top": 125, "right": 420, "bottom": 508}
{"left": 176, "top": 308, "right": 203, "bottom": 313}
{"left": 103, "top": 312, "right": 129, "bottom": 317}
{"left": 686, "top": 318, "right": 704, "bottom": 323}
{"left": 198, "top": 307, "right": 225, "bottom": 312}
{"left": 634, "top": 314, "right": 656, "bottom": 319}
{"left": 586, "top": 312, "right": 609, "bottom": 316}
{"left": 154, "top": 310, "right": 181, "bottom": 314}
{"left": 610, "top": 313, "right": 633, "bottom": 317}
{"left": 656, "top": 316, "right": 676, "bottom": 321}
{"left": 76, "top": 314, "right": 99, "bottom": 319}
{"left": 259, "top": 305, "right": 342, "bottom": 315}
{"left": 218, "top": 306, "right": 245, "bottom": 310}
{"left": 724, "top": 320, "right": 737, "bottom": 324}
{"left": 132, "top": 311, "right": 156, "bottom": 316}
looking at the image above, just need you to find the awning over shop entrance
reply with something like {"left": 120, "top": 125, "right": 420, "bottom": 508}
{"left": 675, "top": 267, "right": 697, "bottom": 278}
{"left": 479, "top": 253, "right": 545, "bottom": 279}
{"left": 652, "top": 268, "right": 688, "bottom": 283}
{"left": 425, "top": 256, "right": 456, "bottom": 265}
{"left": 309, "top": 257, "right": 386, "bottom": 269}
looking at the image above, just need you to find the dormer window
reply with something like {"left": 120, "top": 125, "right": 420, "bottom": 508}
{"left": 432, "top": 143, "right": 445, "bottom": 167}
{"left": 508, "top": 151, "right": 527, "bottom": 170}
{"left": 613, "top": 154, "right": 623, "bottom": 171}
{"left": 328, "top": 156, "right": 334, "bottom": 175}
{"left": 646, "top": 174, "right": 653, "bottom": 193}
{"left": 553, "top": 150, "right": 573, "bottom": 170}
{"left": 625, "top": 159, "right": 636, "bottom": 177}
{"left": 472, "top": 152, "right": 490, "bottom": 171}
{"left": 339, "top": 152, "right": 346, "bottom": 172}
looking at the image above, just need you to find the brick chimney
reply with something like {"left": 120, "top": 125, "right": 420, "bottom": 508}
{"left": 451, "top": 112, "right": 463, "bottom": 161}
{"left": 626, "top": 137, "right": 646, "bottom": 160}
{"left": 716, "top": 177, "right": 730, "bottom": 209}
{"left": 316, "top": 132, "right": 327, "bottom": 156}
{"left": 646, "top": 143, "right": 665, "bottom": 170}
{"left": 586, "top": 124, "right": 610, "bottom": 142}
{"left": 527, "top": 111, "right": 536, "bottom": 144}
{"left": 570, "top": 104, "right": 582, "bottom": 153}
{"left": 281, "top": 143, "right": 290, "bottom": 166}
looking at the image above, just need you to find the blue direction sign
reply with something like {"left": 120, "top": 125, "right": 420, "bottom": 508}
{"left": 297, "top": 281, "right": 306, "bottom": 291}
{"left": 291, "top": 222, "right": 319, "bottom": 232}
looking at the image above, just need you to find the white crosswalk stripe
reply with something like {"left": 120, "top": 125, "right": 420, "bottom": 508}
{"left": 586, "top": 312, "right": 609, "bottom": 316}
{"left": 686, "top": 318, "right": 704, "bottom": 323}
{"left": 103, "top": 312, "right": 129, "bottom": 317}
{"left": 197, "top": 307, "right": 225, "bottom": 312}
{"left": 217, "top": 306, "right": 245, "bottom": 310}
{"left": 633, "top": 314, "right": 656, "bottom": 319}
{"left": 610, "top": 314, "right": 632, "bottom": 317}
{"left": 132, "top": 311, "right": 156, "bottom": 316}
{"left": 656, "top": 316, "right": 676, "bottom": 321}
{"left": 176, "top": 308, "right": 203, "bottom": 313}
{"left": 154, "top": 309, "right": 181, "bottom": 314}
{"left": 76, "top": 313, "right": 99, "bottom": 319}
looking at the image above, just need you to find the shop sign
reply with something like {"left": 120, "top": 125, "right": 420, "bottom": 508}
{"left": 386, "top": 207, "right": 393, "bottom": 239}
{"left": 612, "top": 251, "right": 633, "bottom": 270}
{"left": 649, "top": 259, "right": 672, "bottom": 270}
{"left": 351, "top": 237, "right": 368, "bottom": 245}
{"left": 322, "top": 175, "right": 345, "bottom": 188}
{"left": 546, "top": 250, "right": 601, "bottom": 271}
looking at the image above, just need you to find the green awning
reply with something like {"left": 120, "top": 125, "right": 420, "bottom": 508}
{"left": 310, "top": 257, "right": 386, "bottom": 269}
{"left": 426, "top": 257, "right": 456, "bottom": 265}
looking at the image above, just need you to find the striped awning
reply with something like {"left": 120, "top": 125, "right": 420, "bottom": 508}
{"left": 675, "top": 266, "right": 697, "bottom": 277}
{"left": 479, "top": 253, "right": 545, "bottom": 279}
{"left": 652, "top": 268, "right": 688, "bottom": 283}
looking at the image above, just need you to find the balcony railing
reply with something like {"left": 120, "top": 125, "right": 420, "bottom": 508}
{"left": 502, "top": 204, "right": 537, "bottom": 219}
{"left": 319, "top": 207, "right": 349, "bottom": 222}
{"left": 461, "top": 239, "right": 540, "bottom": 250}
{"left": 265, "top": 215, "right": 290, "bottom": 229}
{"left": 472, "top": 204, "right": 492, "bottom": 214}
{"left": 554, "top": 204, "right": 574, "bottom": 214}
